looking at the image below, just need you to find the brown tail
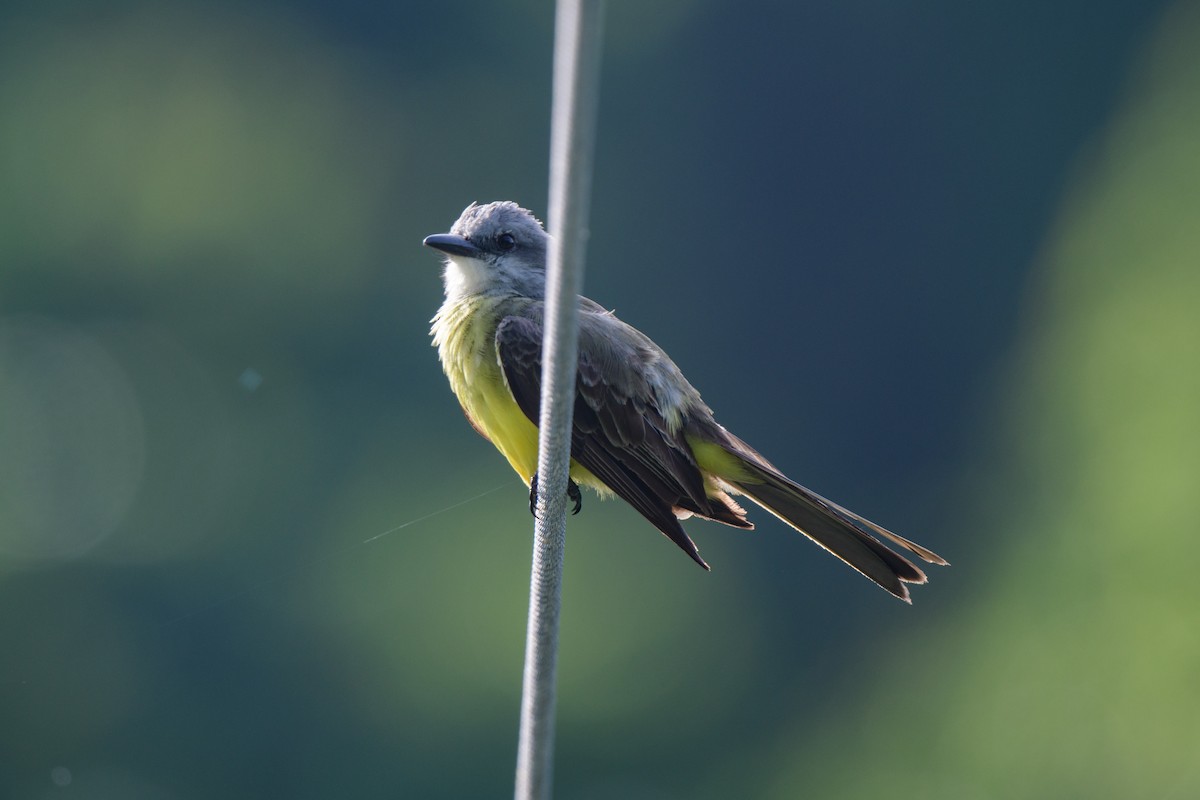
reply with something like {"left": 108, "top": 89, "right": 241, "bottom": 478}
{"left": 719, "top": 438, "right": 948, "bottom": 602}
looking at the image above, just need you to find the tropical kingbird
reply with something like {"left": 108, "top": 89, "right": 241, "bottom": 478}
{"left": 425, "top": 201, "right": 947, "bottom": 601}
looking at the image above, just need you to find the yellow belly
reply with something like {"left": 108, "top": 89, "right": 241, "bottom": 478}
{"left": 463, "top": 358, "right": 542, "bottom": 482}
{"left": 432, "top": 296, "right": 605, "bottom": 491}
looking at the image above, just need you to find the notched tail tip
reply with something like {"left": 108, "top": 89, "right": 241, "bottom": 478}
{"left": 915, "top": 549, "right": 950, "bottom": 567}
{"left": 886, "top": 582, "right": 913, "bottom": 604}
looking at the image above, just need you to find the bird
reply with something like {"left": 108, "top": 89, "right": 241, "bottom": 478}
{"left": 425, "top": 201, "right": 947, "bottom": 601}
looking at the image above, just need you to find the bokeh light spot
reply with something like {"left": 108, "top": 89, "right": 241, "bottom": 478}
{"left": 0, "top": 316, "right": 145, "bottom": 560}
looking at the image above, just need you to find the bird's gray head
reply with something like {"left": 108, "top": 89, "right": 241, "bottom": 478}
{"left": 423, "top": 201, "right": 549, "bottom": 300}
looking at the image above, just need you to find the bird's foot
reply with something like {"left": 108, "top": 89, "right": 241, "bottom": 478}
{"left": 528, "top": 473, "right": 583, "bottom": 516}
{"left": 568, "top": 479, "right": 582, "bottom": 515}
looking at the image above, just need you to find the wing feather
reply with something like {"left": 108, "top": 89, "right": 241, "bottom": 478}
{"left": 494, "top": 312, "right": 748, "bottom": 568}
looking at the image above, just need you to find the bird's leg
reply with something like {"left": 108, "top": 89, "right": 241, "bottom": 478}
{"left": 568, "top": 479, "right": 582, "bottom": 515}
{"left": 529, "top": 473, "right": 540, "bottom": 517}
{"left": 528, "top": 472, "right": 583, "bottom": 516}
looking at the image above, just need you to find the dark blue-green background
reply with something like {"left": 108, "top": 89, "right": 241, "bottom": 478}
{"left": 4, "top": 1, "right": 1199, "bottom": 797}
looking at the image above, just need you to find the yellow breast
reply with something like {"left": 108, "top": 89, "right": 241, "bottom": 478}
{"left": 430, "top": 296, "right": 606, "bottom": 493}
{"left": 431, "top": 297, "right": 541, "bottom": 482}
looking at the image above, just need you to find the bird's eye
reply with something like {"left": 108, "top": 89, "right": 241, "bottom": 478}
{"left": 496, "top": 232, "right": 517, "bottom": 252}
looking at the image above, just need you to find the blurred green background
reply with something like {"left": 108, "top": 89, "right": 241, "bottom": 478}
{"left": 3, "top": 0, "right": 1198, "bottom": 797}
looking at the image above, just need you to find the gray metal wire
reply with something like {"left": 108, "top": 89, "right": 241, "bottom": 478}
{"left": 513, "top": 1, "right": 605, "bottom": 798}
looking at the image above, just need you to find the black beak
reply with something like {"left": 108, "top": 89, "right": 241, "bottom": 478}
{"left": 423, "top": 233, "right": 482, "bottom": 258}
